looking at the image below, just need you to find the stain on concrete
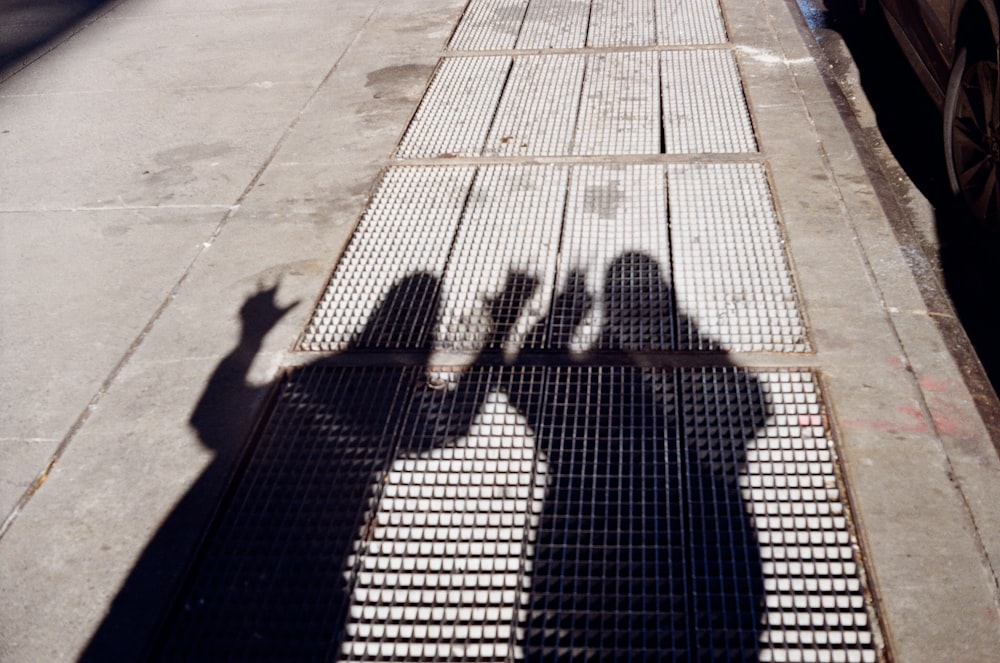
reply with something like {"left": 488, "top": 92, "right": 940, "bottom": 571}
{"left": 154, "top": 141, "right": 233, "bottom": 167}
{"left": 365, "top": 63, "right": 436, "bottom": 103}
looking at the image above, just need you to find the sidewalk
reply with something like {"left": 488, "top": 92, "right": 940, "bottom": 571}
{"left": 1, "top": 0, "right": 998, "bottom": 661}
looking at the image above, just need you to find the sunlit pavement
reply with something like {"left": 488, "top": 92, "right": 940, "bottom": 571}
{"left": 1, "top": 1, "right": 998, "bottom": 661}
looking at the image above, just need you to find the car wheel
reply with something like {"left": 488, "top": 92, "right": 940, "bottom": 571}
{"left": 944, "top": 45, "right": 1000, "bottom": 231}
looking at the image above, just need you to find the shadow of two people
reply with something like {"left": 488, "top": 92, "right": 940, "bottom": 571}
{"left": 84, "top": 252, "right": 768, "bottom": 662}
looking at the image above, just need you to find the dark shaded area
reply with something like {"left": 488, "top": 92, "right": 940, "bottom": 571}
{"left": 89, "top": 255, "right": 769, "bottom": 661}
{"left": 0, "top": 0, "right": 115, "bottom": 73}
{"left": 506, "top": 255, "right": 766, "bottom": 661}
{"left": 80, "top": 286, "right": 300, "bottom": 661}
{"left": 801, "top": 0, "right": 1000, "bottom": 390}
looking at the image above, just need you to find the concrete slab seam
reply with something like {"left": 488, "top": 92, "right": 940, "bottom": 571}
{"left": 0, "top": 0, "right": 392, "bottom": 541}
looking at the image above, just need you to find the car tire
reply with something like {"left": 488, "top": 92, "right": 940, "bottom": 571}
{"left": 944, "top": 44, "right": 1000, "bottom": 231}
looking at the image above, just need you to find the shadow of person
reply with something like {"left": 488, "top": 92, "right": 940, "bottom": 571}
{"left": 79, "top": 284, "right": 298, "bottom": 662}
{"left": 497, "top": 253, "right": 767, "bottom": 661}
{"left": 92, "top": 255, "right": 768, "bottom": 662}
{"left": 82, "top": 274, "right": 445, "bottom": 661}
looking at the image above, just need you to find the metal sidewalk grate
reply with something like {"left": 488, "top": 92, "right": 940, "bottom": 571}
{"left": 449, "top": 0, "right": 728, "bottom": 49}
{"left": 656, "top": 0, "right": 728, "bottom": 45}
{"left": 435, "top": 165, "right": 568, "bottom": 354}
{"left": 573, "top": 51, "right": 662, "bottom": 155}
{"left": 395, "top": 52, "right": 756, "bottom": 158}
{"left": 154, "top": 366, "right": 877, "bottom": 663}
{"left": 587, "top": 0, "right": 657, "bottom": 47}
{"left": 395, "top": 56, "right": 511, "bottom": 159}
{"left": 554, "top": 164, "right": 673, "bottom": 352}
{"left": 449, "top": 0, "right": 530, "bottom": 51}
{"left": 661, "top": 49, "right": 758, "bottom": 154}
{"left": 301, "top": 164, "right": 804, "bottom": 354}
{"left": 301, "top": 166, "right": 476, "bottom": 352}
{"left": 484, "top": 55, "right": 586, "bottom": 157}
{"left": 339, "top": 380, "right": 546, "bottom": 662}
{"left": 669, "top": 162, "right": 808, "bottom": 352}
{"left": 515, "top": 0, "right": 590, "bottom": 49}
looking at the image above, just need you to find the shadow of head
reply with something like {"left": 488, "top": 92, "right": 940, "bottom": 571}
{"left": 353, "top": 272, "right": 441, "bottom": 352}
{"left": 603, "top": 251, "right": 673, "bottom": 350}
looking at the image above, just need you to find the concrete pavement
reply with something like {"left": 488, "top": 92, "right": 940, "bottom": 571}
{"left": 1, "top": 0, "right": 999, "bottom": 661}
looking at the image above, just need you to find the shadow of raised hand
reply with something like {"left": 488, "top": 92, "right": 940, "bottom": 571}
{"left": 191, "top": 283, "right": 298, "bottom": 454}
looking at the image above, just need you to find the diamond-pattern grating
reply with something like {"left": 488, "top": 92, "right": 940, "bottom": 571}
{"left": 154, "top": 367, "right": 877, "bottom": 663}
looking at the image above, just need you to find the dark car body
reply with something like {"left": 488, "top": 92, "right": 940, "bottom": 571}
{"left": 874, "top": 0, "right": 1000, "bottom": 227}
{"left": 879, "top": 0, "right": 996, "bottom": 102}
